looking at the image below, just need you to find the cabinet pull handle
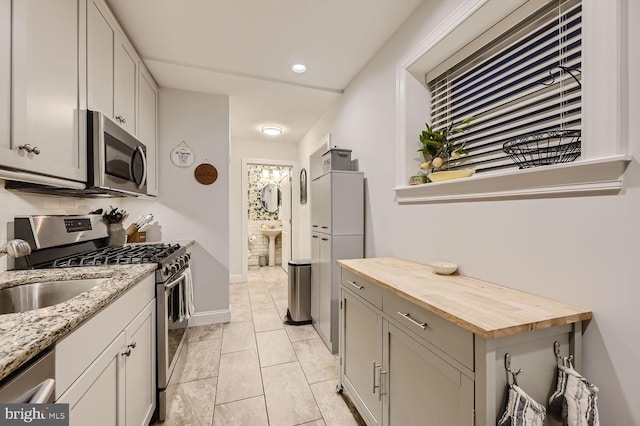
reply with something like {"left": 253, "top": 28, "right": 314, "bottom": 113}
{"left": 379, "top": 370, "right": 388, "bottom": 401}
{"left": 347, "top": 280, "right": 364, "bottom": 290}
{"left": 312, "top": 235, "right": 318, "bottom": 239}
{"left": 321, "top": 226, "right": 328, "bottom": 229}
{"left": 19, "top": 144, "right": 41, "bottom": 155}
{"left": 397, "top": 311, "right": 428, "bottom": 330}
{"left": 122, "top": 342, "right": 137, "bottom": 357}
{"left": 115, "top": 115, "right": 126, "bottom": 124}
{"left": 312, "top": 225, "right": 318, "bottom": 228}
{"left": 321, "top": 238, "right": 328, "bottom": 241}
{"left": 372, "top": 361, "right": 380, "bottom": 394}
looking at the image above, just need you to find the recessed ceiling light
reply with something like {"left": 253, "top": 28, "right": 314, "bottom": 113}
{"left": 261, "top": 125, "right": 283, "bottom": 136}
{"left": 291, "top": 64, "right": 307, "bottom": 74}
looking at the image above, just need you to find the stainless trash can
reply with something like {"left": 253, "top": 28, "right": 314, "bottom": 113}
{"left": 286, "top": 260, "right": 312, "bottom": 325}
{"left": 259, "top": 254, "right": 267, "bottom": 267}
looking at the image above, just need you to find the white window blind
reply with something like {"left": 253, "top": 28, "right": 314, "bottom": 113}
{"left": 428, "top": 0, "right": 581, "bottom": 173}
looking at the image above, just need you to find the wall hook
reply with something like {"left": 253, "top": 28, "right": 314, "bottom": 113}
{"left": 553, "top": 341, "right": 574, "bottom": 366}
{"left": 504, "top": 353, "right": 522, "bottom": 387}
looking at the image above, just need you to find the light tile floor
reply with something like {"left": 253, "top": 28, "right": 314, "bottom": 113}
{"left": 159, "top": 266, "right": 363, "bottom": 426}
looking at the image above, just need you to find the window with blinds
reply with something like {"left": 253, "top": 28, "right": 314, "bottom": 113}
{"left": 427, "top": 0, "right": 581, "bottom": 173}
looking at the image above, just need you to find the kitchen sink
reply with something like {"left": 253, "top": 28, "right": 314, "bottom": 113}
{"left": 0, "top": 278, "right": 107, "bottom": 315}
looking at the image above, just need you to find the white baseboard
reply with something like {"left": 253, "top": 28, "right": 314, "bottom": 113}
{"left": 229, "top": 274, "right": 246, "bottom": 283}
{"left": 188, "top": 309, "right": 231, "bottom": 326}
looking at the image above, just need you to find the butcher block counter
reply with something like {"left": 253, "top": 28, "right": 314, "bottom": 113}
{"left": 336, "top": 257, "right": 591, "bottom": 339}
{"left": 336, "top": 257, "right": 592, "bottom": 426}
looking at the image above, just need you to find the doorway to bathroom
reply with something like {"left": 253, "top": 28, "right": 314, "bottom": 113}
{"left": 242, "top": 160, "right": 295, "bottom": 276}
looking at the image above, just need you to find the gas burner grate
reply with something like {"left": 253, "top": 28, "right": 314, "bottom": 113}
{"left": 51, "top": 243, "right": 182, "bottom": 268}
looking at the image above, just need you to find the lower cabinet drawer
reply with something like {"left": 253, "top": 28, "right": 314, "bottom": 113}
{"left": 383, "top": 291, "right": 474, "bottom": 370}
{"left": 342, "top": 269, "right": 382, "bottom": 309}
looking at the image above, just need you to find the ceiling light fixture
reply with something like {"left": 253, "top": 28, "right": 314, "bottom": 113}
{"left": 261, "top": 125, "right": 283, "bottom": 136}
{"left": 291, "top": 63, "right": 307, "bottom": 74}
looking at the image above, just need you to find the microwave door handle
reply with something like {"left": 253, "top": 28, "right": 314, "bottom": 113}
{"left": 135, "top": 146, "right": 147, "bottom": 189}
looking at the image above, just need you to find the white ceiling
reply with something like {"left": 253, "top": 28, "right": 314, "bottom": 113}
{"left": 106, "top": 0, "right": 423, "bottom": 143}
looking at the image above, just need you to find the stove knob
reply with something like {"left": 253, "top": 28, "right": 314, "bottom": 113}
{"left": 163, "top": 266, "right": 171, "bottom": 275}
{"left": 170, "top": 264, "right": 178, "bottom": 275}
{"left": 178, "top": 257, "right": 186, "bottom": 267}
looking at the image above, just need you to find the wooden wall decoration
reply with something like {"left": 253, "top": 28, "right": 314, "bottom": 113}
{"left": 194, "top": 162, "right": 218, "bottom": 185}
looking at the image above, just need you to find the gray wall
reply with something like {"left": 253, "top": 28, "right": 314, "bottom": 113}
{"left": 123, "top": 88, "right": 231, "bottom": 322}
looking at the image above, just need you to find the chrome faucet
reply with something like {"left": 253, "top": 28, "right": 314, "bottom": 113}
{"left": 0, "top": 239, "right": 32, "bottom": 258}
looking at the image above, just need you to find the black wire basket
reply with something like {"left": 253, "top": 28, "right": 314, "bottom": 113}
{"left": 503, "top": 130, "right": 581, "bottom": 169}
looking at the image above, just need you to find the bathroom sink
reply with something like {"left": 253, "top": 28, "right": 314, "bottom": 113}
{"left": 261, "top": 228, "right": 282, "bottom": 238}
{"left": 261, "top": 228, "right": 283, "bottom": 266}
{"left": 0, "top": 278, "right": 107, "bottom": 315}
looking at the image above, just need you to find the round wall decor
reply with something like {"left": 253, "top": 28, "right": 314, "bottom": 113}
{"left": 170, "top": 141, "right": 195, "bottom": 168}
{"left": 194, "top": 163, "right": 218, "bottom": 185}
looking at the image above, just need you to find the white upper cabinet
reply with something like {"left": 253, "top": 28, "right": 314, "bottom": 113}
{"left": 87, "top": 0, "right": 114, "bottom": 118}
{"left": 113, "top": 36, "right": 137, "bottom": 135}
{"left": 138, "top": 67, "right": 158, "bottom": 196}
{"left": 1, "top": 0, "right": 86, "bottom": 182}
{"left": 0, "top": 0, "right": 10, "bottom": 157}
{"left": 0, "top": 0, "right": 158, "bottom": 190}
{"left": 86, "top": 0, "right": 159, "bottom": 196}
{"left": 87, "top": 0, "right": 138, "bottom": 135}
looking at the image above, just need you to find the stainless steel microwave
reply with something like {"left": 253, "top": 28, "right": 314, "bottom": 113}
{"left": 4, "top": 111, "right": 147, "bottom": 198}
{"left": 87, "top": 110, "right": 147, "bottom": 196}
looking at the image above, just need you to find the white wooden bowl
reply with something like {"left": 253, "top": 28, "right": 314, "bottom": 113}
{"left": 429, "top": 261, "right": 458, "bottom": 275}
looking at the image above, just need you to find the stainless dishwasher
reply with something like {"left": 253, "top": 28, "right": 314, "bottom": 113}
{"left": 0, "top": 350, "right": 56, "bottom": 403}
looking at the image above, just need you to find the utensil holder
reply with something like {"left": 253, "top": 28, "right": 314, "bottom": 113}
{"left": 108, "top": 223, "right": 126, "bottom": 247}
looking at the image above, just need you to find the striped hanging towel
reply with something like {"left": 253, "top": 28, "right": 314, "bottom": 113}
{"left": 498, "top": 384, "right": 546, "bottom": 426}
{"left": 549, "top": 356, "right": 600, "bottom": 426}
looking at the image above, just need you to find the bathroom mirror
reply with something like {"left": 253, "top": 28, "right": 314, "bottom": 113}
{"left": 260, "top": 184, "right": 281, "bottom": 213}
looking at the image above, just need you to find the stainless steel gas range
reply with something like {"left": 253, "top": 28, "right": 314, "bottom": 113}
{"left": 13, "top": 214, "right": 191, "bottom": 422}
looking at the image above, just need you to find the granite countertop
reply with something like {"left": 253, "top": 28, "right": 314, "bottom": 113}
{"left": 0, "top": 264, "right": 157, "bottom": 382}
{"left": 337, "top": 257, "right": 592, "bottom": 339}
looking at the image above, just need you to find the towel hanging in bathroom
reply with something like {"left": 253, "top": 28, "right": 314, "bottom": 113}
{"left": 549, "top": 348, "right": 600, "bottom": 426}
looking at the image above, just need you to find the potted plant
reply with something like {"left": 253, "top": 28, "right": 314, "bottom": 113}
{"left": 418, "top": 117, "right": 472, "bottom": 173}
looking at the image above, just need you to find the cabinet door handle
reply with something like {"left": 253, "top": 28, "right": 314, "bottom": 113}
{"left": 321, "top": 226, "right": 328, "bottom": 229}
{"left": 347, "top": 280, "right": 364, "bottom": 290}
{"left": 312, "top": 235, "right": 318, "bottom": 239}
{"left": 19, "top": 144, "right": 41, "bottom": 155}
{"left": 312, "top": 225, "right": 318, "bottom": 228}
{"left": 122, "top": 342, "right": 137, "bottom": 357}
{"left": 379, "top": 369, "right": 388, "bottom": 401}
{"left": 115, "top": 115, "right": 126, "bottom": 124}
{"left": 321, "top": 238, "right": 328, "bottom": 241}
{"left": 397, "top": 311, "right": 428, "bottom": 330}
{"left": 372, "top": 361, "right": 380, "bottom": 394}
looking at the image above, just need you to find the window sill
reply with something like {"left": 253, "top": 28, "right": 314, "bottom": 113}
{"left": 394, "top": 155, "right": 631, "bottom": 203}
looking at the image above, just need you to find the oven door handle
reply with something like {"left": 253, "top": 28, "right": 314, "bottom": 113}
{"left": 165, "top": 273, "right": 186, "bottom": 290}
